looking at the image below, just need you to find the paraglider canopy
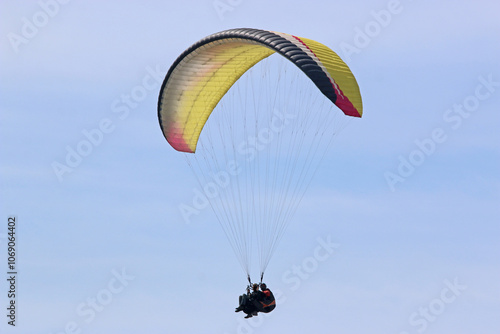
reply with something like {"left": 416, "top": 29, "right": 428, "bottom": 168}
{"left": 158, "top": 28, "right": 362, "bottom": 153}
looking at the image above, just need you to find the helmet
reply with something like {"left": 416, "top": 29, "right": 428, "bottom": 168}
{"left": 260, "top": 283, "right": 267, "bottom": 290}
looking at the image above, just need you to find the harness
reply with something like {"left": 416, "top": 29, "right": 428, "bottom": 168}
{"left": 256, "top": 290, "right": 276, "bottom": 313}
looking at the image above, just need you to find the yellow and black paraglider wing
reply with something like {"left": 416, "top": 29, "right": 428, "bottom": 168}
{"left": 158, "top": 28, "right": 363, "bottom": 153}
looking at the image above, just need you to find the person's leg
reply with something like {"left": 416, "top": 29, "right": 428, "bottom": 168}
{"left": 241, "top": 294, "right": 249, "bottom": 305}
{"left": 236, "top": 294, "right": 248, "bottom": 312}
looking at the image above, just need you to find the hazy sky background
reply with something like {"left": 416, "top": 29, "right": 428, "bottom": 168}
{"left": 1, "top": 1, "right": 499, "bottom": 333}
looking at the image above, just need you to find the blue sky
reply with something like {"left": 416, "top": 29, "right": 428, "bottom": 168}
{"left": 1, "top": 1, "right": 499, "bottom": 333}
